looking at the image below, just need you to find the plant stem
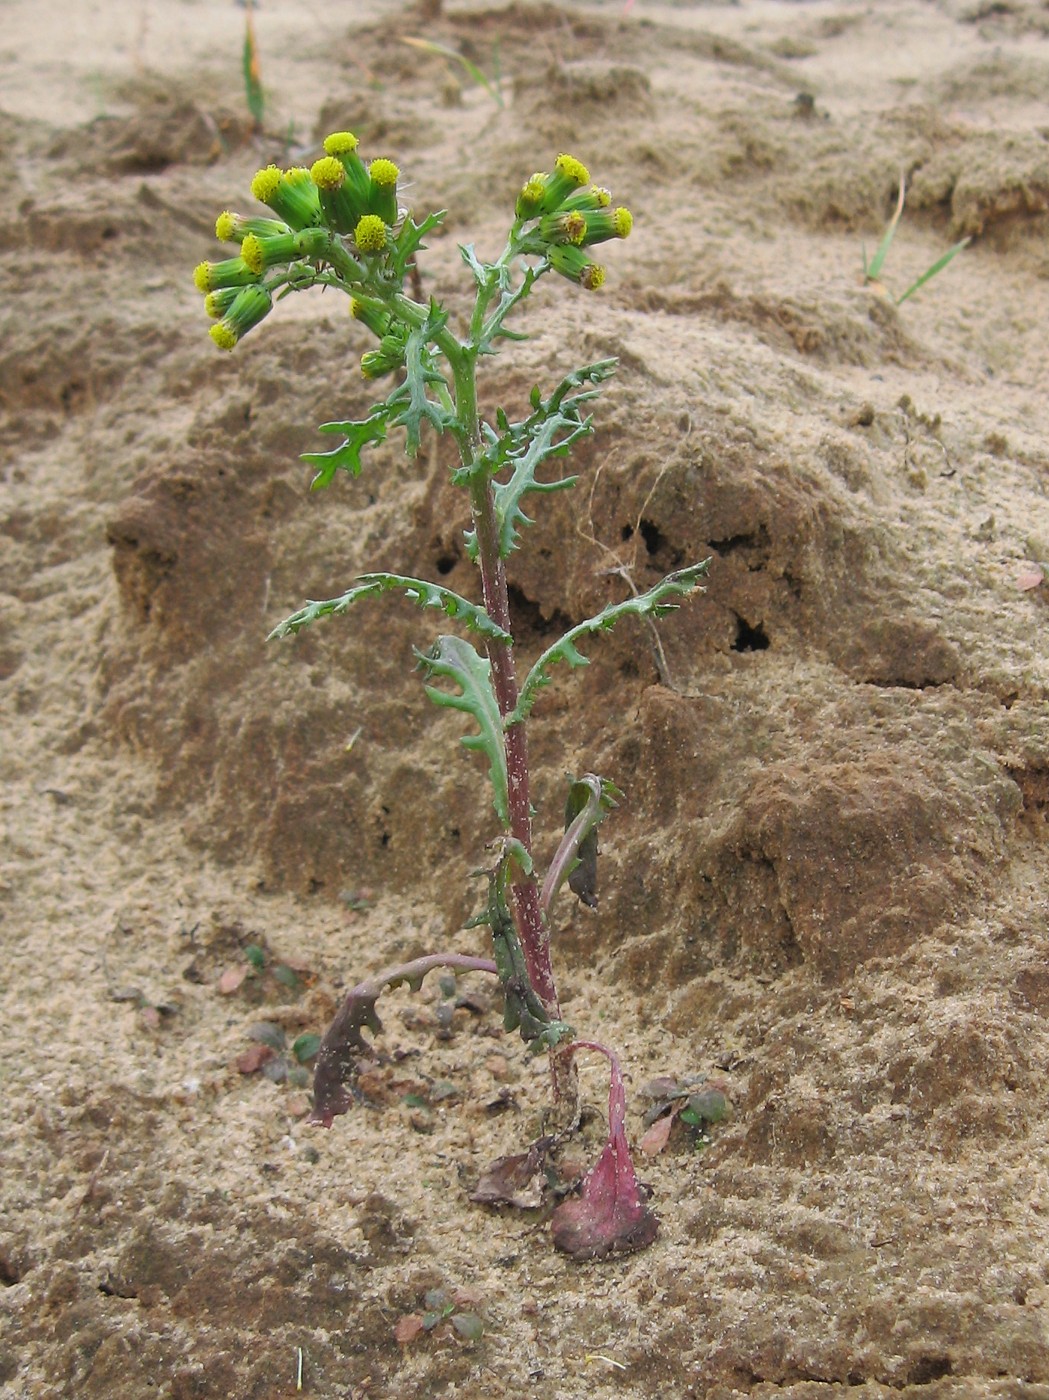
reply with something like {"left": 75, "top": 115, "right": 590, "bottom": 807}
{"left": 451, "top": 308, "right": 578, "bottom": 1123}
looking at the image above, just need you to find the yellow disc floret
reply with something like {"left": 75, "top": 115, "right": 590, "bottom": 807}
{"left": 323, "top": 131, "right": 359, "bottom": 155}
{"left": 354, "top": 214, "right": 388, "bottom": 253}
{"left": 210, "top": 323, "right": 239, "bottom": 351}
{"left": 581, "top": 263, "right": 605, "bottom": 291}
{"left": 613, "top": 207, "right": 633, "bottom": 238}
{"left": 215, "top": 211, "right": 238, "bottom": 242}
{"left": 250, "top": 165, "right": 283, "bottom": 204}
{"left": 310, "top": 156, "right": 345, "bottom": 190}
{"left": 368, "top": 158, "right": 399, "bottom": 187}
{"left": 193, "top": 261, "right": 212, "bottom": 293}
{"left": 554, "top": 153, "right": 590, "bottom": 187}
{"left": 241, "top": 234, "right": 265, "bottom": 275}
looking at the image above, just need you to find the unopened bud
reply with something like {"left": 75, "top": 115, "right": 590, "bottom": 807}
{"left": 580, "top": 206, "right": 633, "bottom": 246}
{"left": 208, "top": 284, "right": 273, "bottom": 351}
{"left": 547, "top": 243, "right": 605, "bottom": 290}
{"left": 193, "top": 257, "right": 259, "bottom": 293}
{"left": 249, "top": 165, "right": 322, "bottom": 231}
{"left": 215, "top": 211, "right": 290, "bottom": 244}
{"left": 367, "top": 158, "right": 400, "bottom": 224}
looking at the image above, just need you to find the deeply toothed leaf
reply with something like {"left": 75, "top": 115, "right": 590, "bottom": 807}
{"left": 416, "top": 635, "right": 508, "bottom": 825}
{"left": 511, "top": 561, "right": 710, "bottom": 722}
{"left": 268, "top": 573, "right": 510, "bottom": 642}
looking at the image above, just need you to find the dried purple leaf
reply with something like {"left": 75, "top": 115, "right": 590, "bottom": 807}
{"left": 309, "top": 952, "right": 498, "bottom": 1128}
{"left": 470, "top": 1136, "right": 553, "bottom": 1209}
{"left": 550, "top": 1041, "right": 658, "bottom": 1260}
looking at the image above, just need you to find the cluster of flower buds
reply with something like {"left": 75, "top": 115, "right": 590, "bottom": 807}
{"left": 193, "top": 132, "right": 402, "bottom": 351}
{"left": 514, "top": 154, "right": 632, "bottom": 291}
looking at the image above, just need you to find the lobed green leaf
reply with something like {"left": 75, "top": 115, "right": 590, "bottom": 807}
{"left": 510, "top": 561, "right": 711, "bottom": 723}
{"left": 416, "top": 635, "right": 509, "bottom": 825}
{"left": 268, "top": 572, "right": 511, "bottom": 642}
{"left": 302, "top": 407, "right": 391, "bottom": 489}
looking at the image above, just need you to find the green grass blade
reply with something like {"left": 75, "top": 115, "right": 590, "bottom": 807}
{"left": 865, "top": 173, "right": 906, "bottom": 283}
{"left": 895, "top": 237, "right": 971, "bottom": 305}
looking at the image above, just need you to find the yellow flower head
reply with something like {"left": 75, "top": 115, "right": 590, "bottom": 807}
{"left": 323, "top": 131, "right": 359, "bottom": 156}
{"left": 250, "top": 165, "right": 283, "bottom": 204}
{"left": 310, "top": 156, "right": 346, "bottom": 191}
{"left": 554, "top": 153, "right": 590, "bottom": 187}
{"left": 215, "top": 211, "right": 238, "bottom": 242}
{"left": 209, "top": 323, "right": 238, "bottom": 351}
{"left": 368, "top": 158, "right": 399, "bottom": 187}
{"left": 354, "top": 214, "right": 388, "bottom": 253}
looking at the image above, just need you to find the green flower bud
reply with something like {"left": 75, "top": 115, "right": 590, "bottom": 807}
{"left": 323, "top": 131, "right": 359, "bottom": 156}
{"left": 241, "top": 231, "right": 297, "bottom": 275}
{"left": 559, "top": 185, "right": 612, "bottom": 213}
{"left": 215, "top": 211, "right": 290, "bottom": 244}
{"left": 203, "top": 286, "right": 242, "bottom": 319}
{"left": 580, "top": 206, "right": 633, "bottom": 246}
{"left": 249, "top": 164, "right": 322, "bottom": 231}
{"left": 354, "top": 213, "right": 388, "bottom": 254}
{"left": 515, "top": 173, "right": 548, "bottom": 220}
{"left": 208, "top": 284, "right": 273, "bottom": 351}
{"left": 193, "top": 257, "right": 259, "bottom": 293}
{"left": 367, "top": 158, "right": 399, "bottom": 224}
{"left": 538, "top": 210, "right": 587, "bottom": 245}
{"left": 540, "top": 153, "right": 591, "bottom": 215}
{"left": 309, "top": 155, "right": 364, "bottom": 234}
{"left": 350, "top": 296, "right": 393, "bottom": 339}
{"left": 322, "top": 131, "right": 373, "bottom": 214}
{"left": 547, "top": 243, "right": 605, "bottom": 290}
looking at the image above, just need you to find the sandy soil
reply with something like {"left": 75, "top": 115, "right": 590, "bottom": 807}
{"left": 2, "top": 0, "right": 1048, "bottom": 1396}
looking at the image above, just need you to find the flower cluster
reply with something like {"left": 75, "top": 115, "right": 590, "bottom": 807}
{"left": 193, "top": 131, "right": 402, "bottom": 351}
{"left": 514, "top": 153, "right": 633, "bottom": 290}
{"left": 192, "top": 142, "right": 632, "bottom": 361}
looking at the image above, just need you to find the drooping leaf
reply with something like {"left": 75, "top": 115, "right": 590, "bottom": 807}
{"left": 302, "top": 406, "right": 392, "bottom": 489}
{"left": 416, "top": 635, "right": 509, "bottom": 825}
{"left": 269, "top": 573, "right": 510, "bottom": 643}
{"left": 511, "top": 561, "right": 711, "bottom": 723}
{"left": 549, "top": 774, "right": 619, "bottom": 914}
{"left": 550, "top": 1041, "right": 658, "bottom": 1260}
{"left": 309, "top": 952, "right": 498, "bottom": 1127}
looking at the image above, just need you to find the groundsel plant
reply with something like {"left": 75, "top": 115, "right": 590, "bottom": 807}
{"left": 194, "top": 135, "right": 709, "bottom": 1259}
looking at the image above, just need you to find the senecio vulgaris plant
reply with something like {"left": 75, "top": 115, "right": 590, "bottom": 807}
{"left": 194, "top": 135, "right": 709, "bottom": 1259}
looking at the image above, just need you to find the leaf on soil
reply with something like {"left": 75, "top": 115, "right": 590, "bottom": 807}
{"left": 292, "top": 1033, "right": 322, "bottom": 1064}
{"left": 309, "top": 984, "right": 384, "bottom": 1126}
{"left": 394, "top": 1313, "right": 425, "bottom": 1345}
{"left": 470, "top": 1136, "right": 553, "bottom": 1209}
{"left": 247, "top": 1021, "right": 286, "bottom": 1051}
{"left": 639, "top": 1111, "right": 675, "bottom": 1157}
{"left": 1016, "top": 566, "right": 1044, "bottom": 590}
{"left": 451, "top": 1312, "right": 485, "bottom": 1341}
{"left": 550, "top": 1044, "right": 658, "bottom": 1260}
{"left": 217, "top": 964, "right": 249, "bottom": 995}
{"left": 236, "top": 1043, "right": 274, "bottom": 1074}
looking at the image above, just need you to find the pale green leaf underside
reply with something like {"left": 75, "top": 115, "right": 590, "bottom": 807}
{"left": 416, "top": 635, "right": 509, "bottom": 826}
{"left": 268, "top": 573, "right": 510, "bottom": 642}
{"left": 510, "top": 561, "right": 711, "bottom": 723}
